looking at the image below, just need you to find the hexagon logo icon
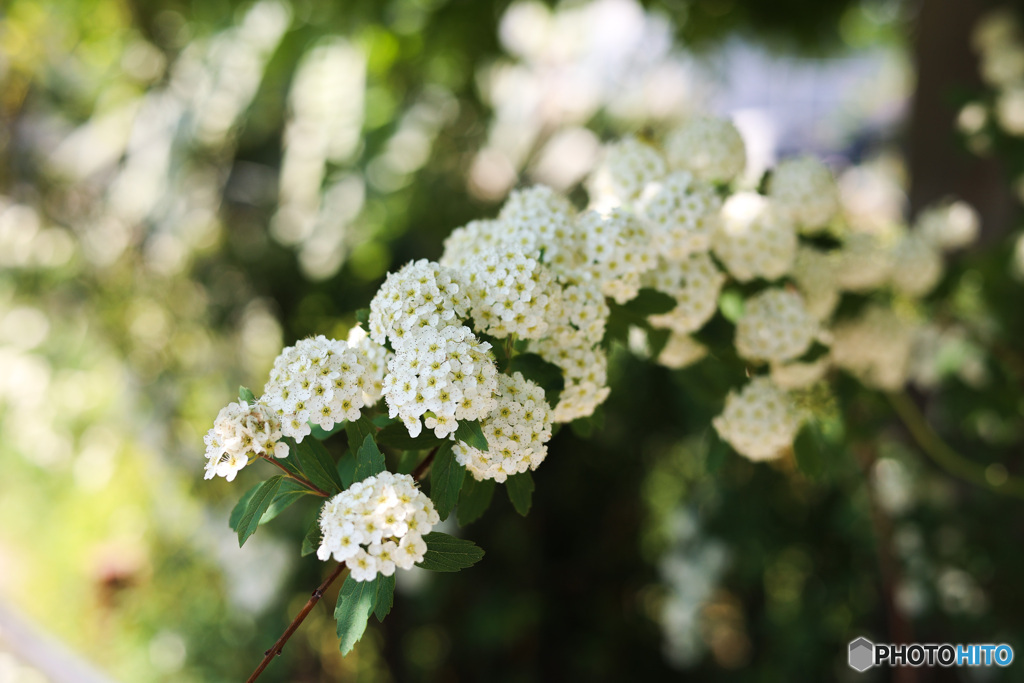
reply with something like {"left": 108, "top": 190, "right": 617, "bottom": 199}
{"left": 849, "top": 637, "right": 874, "bottom": 672}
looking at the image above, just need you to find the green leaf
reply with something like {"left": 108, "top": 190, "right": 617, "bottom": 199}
{"left": 622, "top": 287, "right": 677, "bottom": 315}
{"left": 260, "top": 479, "right": 311, "bottom": 524}
{"left": 507, "top": 353, "right": 565, "bottom": 406}
{"left": 309, "top": 421, "right": 345, "bottom": 440}
{"left": 236, "top": 476, "right": 285, "bottom": 547}
{"left": 301, "top": 516, "right": 321, "bottom": 557}
{"left": 376, "top": 421, "right": 446, "bottom": 451}
{"left": 239, "top": 386, "right": 256, "bottom": 404}
{"left": 705, "top": 428, "right": 729, "bottom": 473}
{"left": 417, "top": 531, "right": 485, "bottom": 572}
{"left": 337, "top": 451, "right": 356, "bottom": 488}
{"left": 505, "top": 472, "right": 534, "bottom": 516}
{"left": 228, "top": 482, "right": 260, "bottom": 532}
{"left": 457, "top": 476, "right": 495, "bottom": 527}
{"left": 373, "top": 574, "right": 395, "bottom": 622}
{"left": 718, "top": 289, "right": 745, "bottom": 323}
{"left": 454, "top": 420, "right": 488, "bottom": 452}
{"left": 335, "top": 574, "right": 378, "bottom": 655}
{"left": 397, "top": 450, "right": 423, "bottom": 475}
{"left": 345, "top": 416, "right": 377, "bottom": 454}
{"left": 355, "top": 308, "right": 370, "bottom": 326}
{"left": 292, "top": 437, "right": 344, "bottom": 494}
{"left": 429, "top": 443, "right": 465, "bottom": 521}
{"left": 793, "top": 422, "right": 823, "bottom": 478}
{"left": 354, "top": 434, "right": 386, "bottom": 482}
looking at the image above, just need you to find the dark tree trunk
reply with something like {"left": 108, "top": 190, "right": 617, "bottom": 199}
{"left": 908, "top": 0, "right": 1017, "bottom": 241}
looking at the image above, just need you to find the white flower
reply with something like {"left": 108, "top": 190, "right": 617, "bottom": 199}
{"left": 317, "top": 472, "right": 438, "bottom": 581}
{"left": 791, "top": 247, "right": 841, "bottom": 321}
{"left": 454, "top": 372, "right": 553, "bottom": 482}
{"left": 664, "top": 115, "right": 746, "bottom": 184}
{"left": 735, "top": 288, "right": 818, "bottom": 363}
{"left": 767, "top": 156, "right": 839, "bottom": 233}
{"left": 712, "top": 377, "right": 804, "bottom": 461}
{"left": 657, "top": 333, "right": 707, "bottom": 370}
{"left": 713, "top": 193, "right": 796, "bottom": 282}
{"left": 348, "top": 325, "right": 390, "bottom": 406}
{"left": 459, "top": 247, "right": 559, "bottom": 340}
{"left": 576, "top": 208, "right": 657, "bottom": 304}
{"left": 203, "top": 400, "right": 288, "bottom": 482}
{"left": 262, "top": 335, "right": 366, "bottom": 441}
{"left": 835, "top": 230, "right": 896, "bottom": 293}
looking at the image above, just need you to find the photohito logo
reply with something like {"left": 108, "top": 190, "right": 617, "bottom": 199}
{"left": 848, "top": 638, "right": 1014, "bottom": 671}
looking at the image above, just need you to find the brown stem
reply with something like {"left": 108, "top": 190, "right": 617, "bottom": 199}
{"left": 411, "top": 447, "right": 439, "bottom": 482}
{"left": 855, "top": 445, "right": 917, "bottom": 683}
{"left": 246, "top": 562, "right": 348, "bottom": 683}
{"left": 262, "top": 456, "right": 330, "bottom": 497}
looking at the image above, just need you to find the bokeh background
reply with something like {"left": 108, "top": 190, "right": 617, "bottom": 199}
{"left": 1, "top": 0, "right": 1022, "bottom": 681}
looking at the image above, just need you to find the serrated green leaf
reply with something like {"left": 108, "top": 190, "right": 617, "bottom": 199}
{"left": 345, "top": 416, "right": 377, "bottom": 454}
{"left": 228, "top": 482, "right": 260, "bottom": 532}
{"left": 793, "top": 422, "right": 823, "bottom": 477}
{"left": 623, "top": 287, "right": 677, "bottom": 315}
{"left": 354, "top": 434, "right": 386, "bottom": 482}
{"left": 507, "top": 353, "right": 565, "bottom": 406}
{"left": 373, "top": 574, "right": 395, "bottom": 622}
{"left": 301, "top": 516, "right": 321, "bottom": 557}
{"left": 457, "top": 477, "right": 495, "bottom": 527}
{"left": 237, "top": 476, "right": 285, "bottom": 547}
{"left": 293, "top": 436, "right": 343, "bottom": 494}
{"left": 239, "top": 386, "right": 256, "bottom": 404}
{"left": 260, "top": 479, "right": 311, "bottom": 525}
{"left": 454, "top": 420, "right": 488, "bottom": 452}
{"left": 337, "top": 451, "right": 356, "bottom": 487}
{"left": 429, "top": 443, "right": 465, "bottom": 521}
{"left": 376, "top": 421, "right": 446, "bottom": 451}
{"left": 505, "top": 472, "right": 534, "bottom": 516}
{"left": 417, "top": 531, "right": 485, "bottom": 572}
{"left": 335, "top": 574, "right": 378, "bottom": 655}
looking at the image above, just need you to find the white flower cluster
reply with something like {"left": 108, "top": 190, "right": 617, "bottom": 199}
{"left": 735, "top": 288, "right": 817, "bottom": 363}
{"left": 368, "top": 259, "right": 471, "bottom": 347}
{"left": 639, "top": 171, "right": 722, "bottom": 260}
{"left": 262, "top": 335, "right": 370, "bottom": 441}
{"left": 577, "top": 208, "right": 657, "bottom": 304}
{"left": 454, "top": 372, "right": 553, "bottom": 482}
{"left": 713, "top": 193, "right": 796, "bottom": 282}
{"left": 767, "top": 156, "right": 840, "bottom": 233}
{"left": 316, "top": 472, "right": 439, "bottom": 581}
{"left": 589, "top": 136, "right": 667, "bottom": 203}
{"left": 381, "top": 325, "right": 499, "bottom": 438}
{"left": 831, "top": 305, "right": 916, "bottom": 391}
{"left": 712, "top": 377, "right": 805, "bottom": 461}
{"left": 645, "top": 253, "right": 726, "bottom": 335}
{"left": 461, "top": 248, "right": 558, "bottom": 339}
{"left": 971, "top": 8, "right": 1024, "bottom": 135}
{"left": 664, "top": 115, "right": 746, "bottom": 183}
{"left": 203, "top": 400, "right": 288, "bottom": 481}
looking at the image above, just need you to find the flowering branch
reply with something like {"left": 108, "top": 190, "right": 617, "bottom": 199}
{"left": 261, "top": 455, "right": 330, "bottom": 498}
{"left": 245, "top": 562, "right": 348, "bottom": 683}
{"left": 887, "top": 392, "right": 1024, "bottom": 498}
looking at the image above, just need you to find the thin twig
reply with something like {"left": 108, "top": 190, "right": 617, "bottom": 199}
{"left": 262, "top": 455, "right": 330, "bottom": 497}
{"left": 411, "top": 446, "right": 439, "bottom": 481}
{"left": 246, "top": 562, "right": 348, "bottom": 683}
{"left": 886, "top": 392, "right": 1024, "bottom": 499}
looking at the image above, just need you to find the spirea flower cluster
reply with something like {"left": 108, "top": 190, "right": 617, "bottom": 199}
{"left": 454, "top": 372, "right": 553, "bottom": 482}
{"left": 316, "top": 472, "right": 439, "bottom": 581}
{"left": 203, "top": 400, "right": 288, "bottom": 481}
{"left": 712, "top": 378, "right": 804, "bottom": 461}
